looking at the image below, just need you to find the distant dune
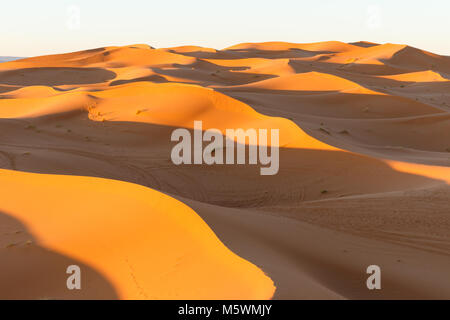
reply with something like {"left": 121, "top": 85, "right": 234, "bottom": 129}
{"left": 0, "top": 56, "right": 24, "bottom": 63}
{"left": 1, "top": 41, "right": 450, "bottom": 299}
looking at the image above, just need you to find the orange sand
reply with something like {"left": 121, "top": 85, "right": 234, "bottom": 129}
{"left": 1, "top": 41, "right": 450, "bottom": 299}
{"left": 0, "top": 169, "right": 274, "bottom": 299}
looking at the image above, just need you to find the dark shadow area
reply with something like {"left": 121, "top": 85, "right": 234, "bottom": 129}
{"left": 0, "top": 210, "right": 118, "bottom": 299}
{"left": 289, "top": 58, "right": 414, "bottom": 76}
{"left": 110, "top": 74, "right": 168, "bottom": 86}
{"left": 151, "top": 60, "right": 277, "bottom": 86}
{"left": 349, "top": 41, "right": 379, "bottom": 48}
{"left": 167, "top": 49, "right": 239, "bottom": 60}
{"left": 223, "top": 48, "right": 334, "bottom": 59}
{"left": 0, "top": 67, "right": 116, "bottom": 86}
{"left": 217, "top": 87, "right": 441, "bottom": 119}
{"left": 171, "top": 47, "right": 335, "bottom": 60}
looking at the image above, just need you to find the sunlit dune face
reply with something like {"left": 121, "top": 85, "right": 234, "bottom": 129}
{"left": 377, "top": 70, "right": 448, "bottom": 82}
{"left": 0, "top": 169, "right": 275, "bottom": 299}
{"left": 230, "top": 71, "right": 367, "bottom": 92}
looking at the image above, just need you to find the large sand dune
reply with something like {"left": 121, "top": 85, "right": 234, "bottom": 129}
{"left": 0, "top": 169, "right": 274, "bottom": 299}
{"left": 1, "top": 41, "right": 450, "bottom": 299}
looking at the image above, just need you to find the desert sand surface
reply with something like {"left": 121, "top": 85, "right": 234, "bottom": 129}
{"left": 1, "top": 41, "right": 450, "bottom": 299}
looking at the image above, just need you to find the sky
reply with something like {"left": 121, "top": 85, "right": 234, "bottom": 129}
{"left": 1, "top": 0, "right": 449, "bottom": 57}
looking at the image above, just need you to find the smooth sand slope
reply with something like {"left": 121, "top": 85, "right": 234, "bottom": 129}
{"left": 0, "top": 169, "right": 274, "bottom": 299}
{"left": 1, "top": 41, "right": 450, "bottom": 299}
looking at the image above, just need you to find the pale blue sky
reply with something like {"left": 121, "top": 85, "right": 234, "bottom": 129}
{"left": 1, "top": 0, "right": 449, "bottom": 57}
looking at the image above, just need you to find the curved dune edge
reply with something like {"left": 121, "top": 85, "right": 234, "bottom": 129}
{"left": 0, "top": 169, "right": 275, "bottom": 300}
{"left": 226, "top": 71, "right": 373, "bottom": 93}
{"left": 0, "top": 80, "right": 334, "bottom": 151}
{"left": 377, "top": 70, "right": 448, "bottom": 82}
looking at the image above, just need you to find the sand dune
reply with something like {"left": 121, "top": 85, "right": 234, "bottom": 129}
{"left": 0, "top": 169, "right": 274, "bottom": 299}
{"left": 0, "top": 57, "right": 23, "bottom": 63}
{"left": 378, "top": 70, "right": 448, "bottom": 82}
{"left": 1, "top": 41, "right": 450, "bottom": 299}
{"left": 227, "top": 71, "right": 366, "bottom": 92}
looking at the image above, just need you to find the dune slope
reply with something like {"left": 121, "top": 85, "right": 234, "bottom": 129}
{"left": 0, "top": 169, "right": 274, "bottom": 299}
